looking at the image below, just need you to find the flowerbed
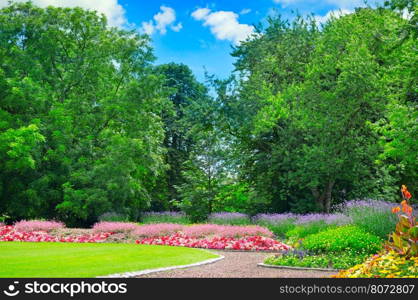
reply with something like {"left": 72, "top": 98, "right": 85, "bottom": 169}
{"left": 263, "top": 225, "right": 382, "bottom": 270}
{"left": 14, "top": 220, "right": 65, "bottom": 232}
{"left": 332, "top": 185, "right": 418, "bottom": 278}
{"left": 332, "top": 251, "right": 418, "bottom": 278}
{"left": 252, "top": 212, "right": 352, "bottom": 238}
{"left": 92, "top": 222, "right": 138, "bottom": 233}
{"left": 134, "top": 223, "right": 184, "bottom": 237}
{"left": 134, "top": 224, "right": 273, "bottom": 238}
{"left": 0, "top": 226, "right": 111, "bottom": 243}
{"left": 265, "top": 250, "right": 368, "bottom": 270}
{"left": 1, "top": 223, "right": 284, "bottom": 251}
{"left": 302, "top": 225, "right": 382, "bottom": 254}
{"left": 135, "top": 233, "right": 291, "bottom": 251}
{"left": 181, "top": 224, "right": 273, "bottom": 238}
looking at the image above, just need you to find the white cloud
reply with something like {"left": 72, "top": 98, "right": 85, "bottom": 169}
{"left": 314, "top": 9, "right": 352, "bottom": 24}
{"left": 191, "top": 8, "right": 255, "bottom": 45}
{"left": 191, "top": 7, "right": 211, "bottom": 20}
{"left": 0, "top": 0, "right": 127, "bottom": 27}
{"left": 140, "top": 6, "right": 182, "bottom": 35}
{"left": 240, "top": 8, "right": 252, "bottom": 15}
{"left": 141, "top": 21, "right": 155, "bottom": 35}
{"left": 273, "top": 0, "right": 371, "bottom": 10}
{"left": 171, "top": 22, "right": 183, "bottom": 32}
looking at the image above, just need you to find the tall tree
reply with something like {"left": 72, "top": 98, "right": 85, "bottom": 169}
{"left": 152, "top": 63, "right": 209, "bottom": 210}
{"left": 0, "top": 2, "right": 167, "bottom": 225}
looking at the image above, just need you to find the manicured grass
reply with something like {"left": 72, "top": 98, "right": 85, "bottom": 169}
{"left": 0, "top": 242, "right": 218, "bottom": 278}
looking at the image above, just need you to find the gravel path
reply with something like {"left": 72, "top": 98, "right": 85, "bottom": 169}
{"left": 137, "top": 251, "right": 337, "bottom": 278}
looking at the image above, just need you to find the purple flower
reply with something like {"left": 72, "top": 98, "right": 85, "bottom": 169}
{"left": 143, "top": 211, "right": 186, "bottom": 218}
{"left": 295, "top": 213, "right": 351, "bottom": 225}
{"left": 252, "top": 213, "right": 296, "bottom": 224}
{"left": 339, "top": 199, "right": 399, "bottom": 212}
{"left": 208, "top": 212, "right": 249, "bottom": 221}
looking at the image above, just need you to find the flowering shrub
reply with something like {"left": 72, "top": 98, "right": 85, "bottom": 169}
{"left": 141, "top": 212, "right": 190, "bottom": 224}
{"left": 133, "top": 224, "right": 273, "bottom": 238}
{"left": 136, "top": 233, "right": 290, "bottom": 251}
{"left": 92, "top": 222, "right": 138, "bottom": 233}
{"left": 386, "top": 185, "right": 417, "bottom": 257}
{"left": 252, "top": 213, "right": 296, "bottom": 238}
{"left": 182, "top": 224, "right": 273, "bottom": 238}
{"left": 252, "top": 213, "right": 352, "bottom": 238}
{"left": 253, "top": 213, "right": 296, "bottom": 224}
{"left": 134, "top": 223, "right": 184, "bottom": 237}
{"left": 332, "top": 251, "right": 418, "bottom": 278}
{"left": 207, "top": 212, "right": 251, "bottom": 225}
{"left": 295, "top": 213, "right": 351, "bottom": 226}
{"left": 339, "top": 199, "right": 398, "bottom": 238}
{"left": 14, "top": 220, "right": 65, "bottom": 232}
{"left": 0, "top": 225, "right": 111, "bottom": 243}
{"left": 284, "top": 213, "right": 351, "bottom": 239}
{"left": 334, "top": 185, "right": 418, "bottom": 278}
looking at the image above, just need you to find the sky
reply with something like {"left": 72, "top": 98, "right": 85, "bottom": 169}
{"left": 1, "top": 0, "right": 386, "bottom": 81}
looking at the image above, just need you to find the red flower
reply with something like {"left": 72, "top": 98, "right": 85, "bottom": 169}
{"left": 392, "top": 207, "right": 401, "bottom": 214}
{"left": 404, "top": 191, "right": 412, "bottom": 200}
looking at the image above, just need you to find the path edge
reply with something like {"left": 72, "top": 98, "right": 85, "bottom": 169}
{"left": 258, "top": 263, "right": 339, "bottom": 272}
{"left": 98, "top": 253, "right": 225, "bottom": 278}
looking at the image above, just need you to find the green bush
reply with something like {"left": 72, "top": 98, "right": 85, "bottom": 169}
{"left": 330, "top": 251, "right": 369, "bottom": 270}
{"left": 285, "top": 221, "right": 334, "bottom": 239}
{"left": 265, "top": 251, "right": 369, "bottom": 270}
{"left": 302, "top": 225, "right": 383, "bottom": 254}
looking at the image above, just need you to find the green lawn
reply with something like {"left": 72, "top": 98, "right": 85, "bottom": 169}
{"left": 0, "top": 242, "right": 218, "bottom": 278}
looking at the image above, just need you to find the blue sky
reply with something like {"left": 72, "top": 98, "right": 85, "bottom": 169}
{"left": 121, "top": 0, "right": 385, "bottom": 80}
{"left": 0, "top": 0, "right": 385, "bottom": 81}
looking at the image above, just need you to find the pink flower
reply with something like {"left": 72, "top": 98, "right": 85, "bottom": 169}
{"left": 134, "top": 223, "right": 184, "bottom": 237}
{"left": 0, "top": 225, "right": 113, "bottom": 243}
{"left": 135, "top": 233, "right": 290, "bottom": 251}
{"left": 92, "top": 222, "right": 138, "bottom": 233}
{"left": 133, "top": 224, "right": 273, "bottom": 238}
{"left": 14, "top": 220, "right": 65, "bottom": 232}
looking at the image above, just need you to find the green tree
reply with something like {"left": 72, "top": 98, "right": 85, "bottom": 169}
{"left": 0, "top": 2, "right": 167, "bottom": 225}
{"left": 228, "top": 8, "right": 413, "bottom": 212}
{"left": 152, "top": 63, "right": 209, "bottom": 210}
{"left": 226, "top": 15, "right": 320, "bottom": 212}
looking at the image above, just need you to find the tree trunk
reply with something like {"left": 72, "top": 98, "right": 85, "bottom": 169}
{"left": 312, "top": 180, "right": 335, "bottom": 213}
{"left": 324, "top": 180, "right": 335, "bottom": 213}
{"left": 312, "top": 187, "right": 325, "bottom": 211}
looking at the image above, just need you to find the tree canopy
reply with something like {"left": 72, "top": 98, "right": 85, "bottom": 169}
{"left": 0, "top": 1, "right": 416, "bottom": 225}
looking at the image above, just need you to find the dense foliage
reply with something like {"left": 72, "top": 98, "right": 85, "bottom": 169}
{"left": 0, "top": 1, "right": 416, "bottom": 225}
{"left": 340, "top": 200, "right": 399, "bottom": 238}
{"left": 334, "top": 187, "right": 418, "bottom": 277}
{"left": 224, "top": 5, "right": 417, "bottom": 213}
{"left": 265, "top": 250, "right": 368, "bottom": 270}
{"left": 302, "top": 226, "right": 382, "bottom": 254}
{"left": 0, "top": 3, "right": 169, "bottom": 226}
